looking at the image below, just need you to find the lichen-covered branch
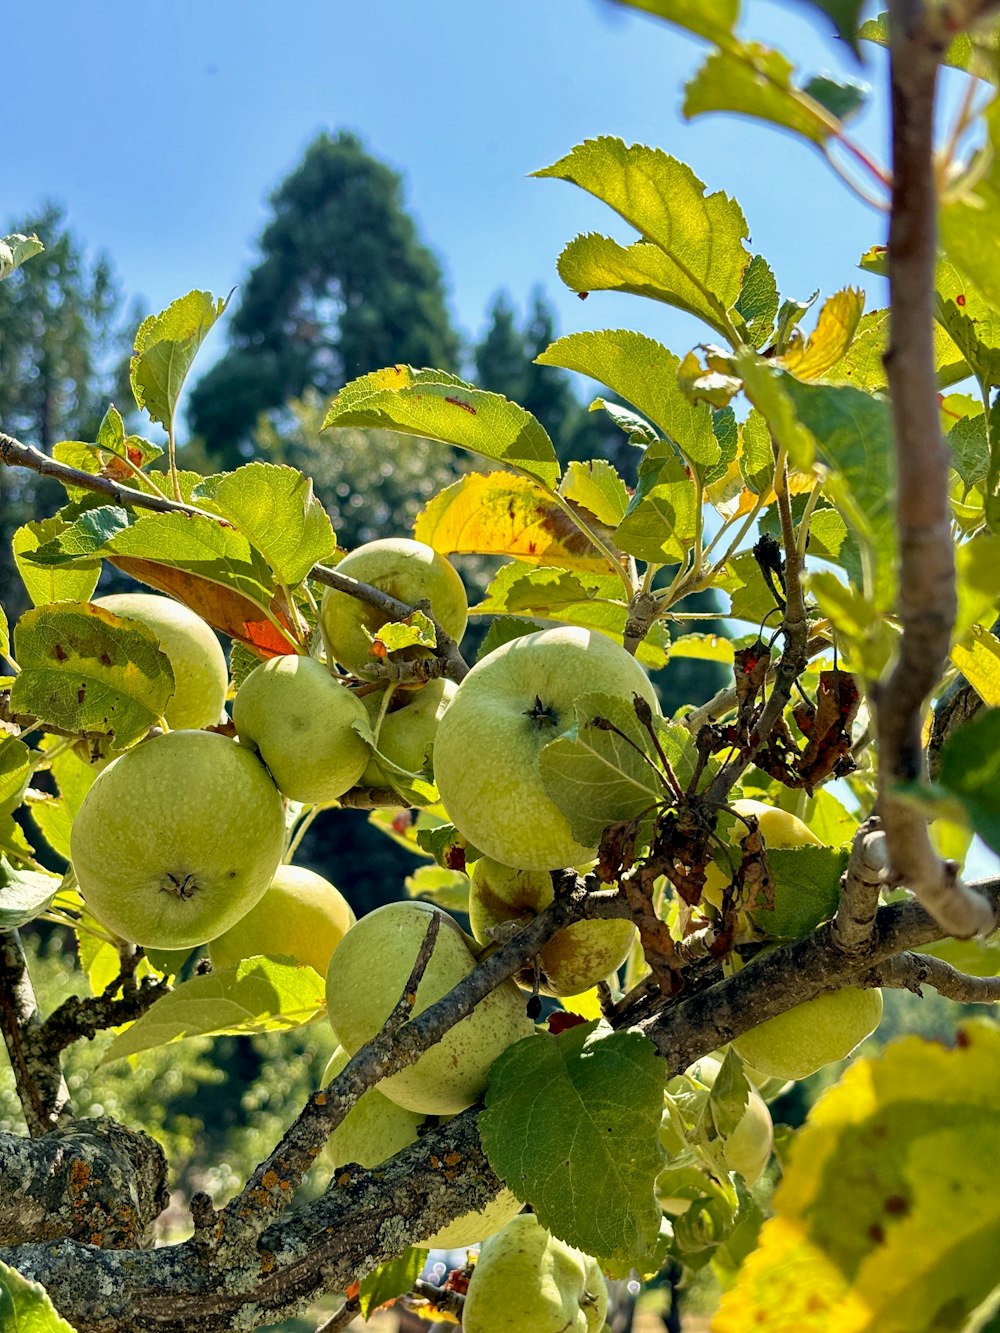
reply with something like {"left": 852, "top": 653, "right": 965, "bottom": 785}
{"left": 0, "top": 929, "right": 71, "bottom": 1135}
{"left": 875, "top": 1, "right": 996, "bottom": 936}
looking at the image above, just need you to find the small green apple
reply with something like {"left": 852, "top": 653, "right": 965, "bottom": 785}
{"left": 360, "top": 677, "right": 458, "bottom": 789}
{"left": 318, "top": 1048, "right": 522, "bottom": 1248}
{"left": 319, "top": 538, "right": 468, "bottom": 679}
{"left": 433, "top": 626, "right": 660, "bottom": 870}
{"left": 207, "top": 864, "right": 355, "bottom": 976}
{"left": 468, "top": 857, "right": 635, "bottom": 996}
{"left": 325, "top": 900, "right": 535, "bottom": 1115}
{"left": 731, "top": 986, "right": 884, "bottom": 1081}
{"left": 463, "top": 1213, "right": 608, "bottom": 1333}
{"left": 671, "top": 1055, "right": 774, "bottom": 1185}
{"left": 94, "top": 592, "right": 227, "bottom": 731}
{"left": 71, "top": 731, "right": 286, "bottom": 949}
{"left": 233, "top": 654, "right": 371, "bottom": 803}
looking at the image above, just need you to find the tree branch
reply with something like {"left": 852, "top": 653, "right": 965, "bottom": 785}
{"left": 875, "top": 2, "right": 996, "bottom": 937}
{"left": 0, "top": 929, "right": 71, "bottom": 1135}
{"left": 830, "top": 819, "right": 887, "bottom": 954}
{"left": 861, "top": 950, "right": 1000, "bottom": 1002}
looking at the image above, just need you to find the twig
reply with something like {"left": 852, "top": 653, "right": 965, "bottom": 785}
{"left": 315, "top": 1295, "right": 360, "bottom": 1332}
{"left": 874, "top": 2, "right": 996, "bottom": 937}
{"left": 0, "top": 930, "right": 71, "bottom": 1135}
{"left": 36, "top": 972, "right": 171, "bottom": 1060}
{"left": 830, "top": 819, "right": 887, "bottom": 954}
{"left": 412, "top": 1277, "right": 466, "bottom": 1319}
{"left": 860, "top": 951, "right": 1000, "bottom": 1003}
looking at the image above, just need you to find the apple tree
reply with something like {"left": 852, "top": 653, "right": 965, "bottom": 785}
{"left": 3, "top": 2, "right": 1000, "bottom": 1330}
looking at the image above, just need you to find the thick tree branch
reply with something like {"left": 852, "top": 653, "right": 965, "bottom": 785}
{"left": 875, "top": 2, "right": 996, "bottom": 937}
{"left": 830, "top": 820, "right": 887, "bottom": 953}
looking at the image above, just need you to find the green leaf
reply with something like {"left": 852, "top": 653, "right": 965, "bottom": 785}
{"left": 615, "top": 448, "right": 699, "bottom": 563}
{"left": 370, "top": 611, "right": 437, "bottom": 653}
{"left": 919, "top": 933, "right": 1000, "bottom": 979}
{"left": 940, "top": 102, "right": 1000, "bottom": 316}
{"left": 537, "top": 330, "right": 718, "bottom": 471}
{"left": 0, "top": 233, "right": 44, "bottom": 280}
{"left": 481, "top": 1021, "right": 666, "bottom": 1262}
{"left": 477, "top": 616, "right": 547, "bottom": 661}
{"left": 22, "top": 506, "right": 132, "bottom": 565}
{"left": 667, "top": 633, "right": 735, "bottom": 665}
{"left": 538, "top": 138, "right": 749, "bottom": 337}
{"left": 473, "top": 563, "right": 671, "bottom": 669}
{"left": 735, "top": 255, "right": 780, "bottom": 349}
{"left": 193, "top": 462, "right": 336, "bottom": 587}
{"left": 9, "top": 603, "right": 175, "bottom": 747}
{"left": 748, "top": 847, "right": 848, "bottom": 939}
{"left": 808, "top": 571, "right": 898, "bottom": 677}
{"left": 539, "top": 692, "right": 667, "bottom": 846}
{"left": 947, "top": 405, "right": 990, "bottom": 490}
{"left": 684, "top": 43, "right": 863, "bottom": 146}
{"left": 404, "top": 864, "right": 470, "bottom": 915}
{"left": 0, "top": 737, "right": 32, "bottom": 816}
{"left": 130, "top": 290, "right": 228, "bottom": 430}
{"left": 733, "top": 354, "right": 817, "bottom": 472}
{"left": 412, "top": 820, "right": 482, "bottom": 871}
{"left": 102, "top": 957, "right": 327, "bottom": 1062}
{"left": 796, "top": 0, "right": 867, "bottom": 53}
{"left": 589, "top": 398, "right": 660, "bottom": 447}
{"left": 322, "top": 367, "right": 559, "bottom": 487}
{"left": 936, "top": 709, "right": 1000, "bottom": 856}
{"left": 714, "top": 1022, "right": 1000, "bottom": 1333}
{"left": 956, "top": 533, "right": 1000, "bottom": 641}
{"left": 27, "top": 739, "right": 100, "bottom": 863}
{"left": 611, "top": 0, "right": 738, "bottom": 44}
{"left": 0, "top": 859, "right": 61, "bottom": 931}
{"left": 559, "top": 459, "right": 630, "bottom": 526}
{"left": 358, "top": 1248, "right": 428, "bottom": 1320}
{"left": 952, "top": 626, "right": 1000, "bottom": 707}
{"left": 0, "top": 606, "right": 8, "bottom": 663}
{"left": 0, "top": 1258, "right": 77, "bottom": 1331}
{"left": 721, "top": 551, "right": 782, "bottom": 626}
{"left": 13, "top": 520, "right": 101, "bottom": 606}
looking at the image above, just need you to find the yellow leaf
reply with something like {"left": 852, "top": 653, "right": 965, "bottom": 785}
{"left": 951, "top": 624, "right": 1000, "bottom": 706}
{"left": 414, "top": 472, "right": 621, "bottom": 573}
{"left": 778, "top": 289, "right": 866, "bottom": 381}
{"left": 713, "top": 1024, "right": 1000, "bottom": 1333}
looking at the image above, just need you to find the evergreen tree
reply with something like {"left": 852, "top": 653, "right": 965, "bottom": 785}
{"left": 188, "top": 132, "right": 460, "bottom": 465}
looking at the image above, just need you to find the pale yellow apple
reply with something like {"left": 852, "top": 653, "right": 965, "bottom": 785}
{"left": 463, "top": 1213, "right": 608, "bottom": 1333}
{"left": 433, "top": 626, "right": 660, "bottom": 870}
{"left": 731, "top": 986, "right": 884, "bottom": 1081}
{"left": 468, "top": 857, "right": 635, "bottom": 996}
{"left": 94, "top": 592, "right": 227, "bottom": 731}
{"left": 702, "top": 797, "right": 824, "bottom": 914}
{"left": 71, "top": 731, "right": 286, "bottom": 949}
{"left": 325, "top": 900, "right": 534, "bottom": 1114}
{"left": 207, "top": 864, "right": 355, "bottom": 976}
{"left": 233, "top": 654, "right": 370, "bottom": 803}
{"left": 319, "top": 538, "right": 468, "bottom": 679}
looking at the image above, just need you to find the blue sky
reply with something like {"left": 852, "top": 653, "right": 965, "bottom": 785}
{"left": 7, "top": 1, "right": 891, "bottom": 382}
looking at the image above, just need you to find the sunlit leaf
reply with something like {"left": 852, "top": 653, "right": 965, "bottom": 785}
{"left": 735, "top": 255, "right": 780, "bottom": 349}
{"left": 13, "top": 519, "right": 101, "bottom": 607}
{"left": 559, "top": 459, "right": 631, "bottom": 526}
{"left": 615, "top": 447, "right": 699, "bottom": 563}
{"left": 130, "top": 290, "right": 228, "bottom": 429}
{"left": 713, "top": 1024, "right": 1000, "bottom": 1333}
{"left": 413, "top": 471, "right": 622, "bottom": 572}
{"left": 0, "top": 859, "right": 61, "bottom": 932}
{"left": 935, "top": 708, "right": 1000, "bottom": 855}
{"left": 404, "top": 864, "right": 471, "bottom": 915}
{"left": 940, "top": 102, "right": 1000, "bottom": 315}
{"left": 359, "top": 1248, "right": 428, "bottom": 1320}
{"left": 0, "top": 736, "right": 32, "bottom": 815}
{"left": 610, "top": 0, "right": 739, "bottom": 44}
{"left": 0, "top": 1258, "right": 77, "bottom": 1331}
{"left": 102, "top": 957, "right": 327, "bottom": 1061}
{"left": 0, "top": 232, "right": 44, "bottom": 280}
{"left": 322, "top": 367, "right": 560, "bottom": 487}
{"left": 481, "top": 1021, "right": 665, "bottom": 1262}
{"left": 778, "top": 289, "right": 865, "bottom": 380}
{"left": 951, "top": 625, "right": 1000, "bottom": 707}
{"left": 859, "top": 13, "right": 1000, "bottom": 83}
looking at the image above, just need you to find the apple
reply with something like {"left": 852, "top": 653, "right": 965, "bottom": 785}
{"left": 70, "top": 730, "right": 286, "bottom": 949}
{"left": 207, "top": 864, "right": 355, "bottom": 976}
{"left": 318, "top": 1047, "right": 523, "bottom": 1248}
{"left": 468, "top": 856, "right": 635, "bottom": 996}
{"left": 433, "top": 626, "right": 660, "bottom": 870}
{"left": 360, "top": 677, "right": 458, "bottom": 788}
{"left": 319, "top": 538, "right": 468, "bottom": 679}
{"left": 232, "top": 654, "right": 371, "bottom": 803}
{"left": 702, "top": 796, "right": 824, "bottom": 914}
{"left": 463, "top": 1213, "right": 608, "bottom": 1333}
{"left": 669, "top": 1054, "right": 774, "bottom": 1185}
{"left": 94, "top": 592, "right": 227, "bottom": 731}
{"left": 731, "top": 986, "right": 884, "bottom": 1081}
{"left": 324, "top": 900, "right": 535, "bottom": 1115}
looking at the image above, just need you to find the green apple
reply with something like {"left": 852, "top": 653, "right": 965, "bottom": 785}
{"left": 94, "top": 592, "right": 227, "bottom": 731}
{"left": 360, "top": 677, "right": 458, "bottom": 788}
{"left": 433, "top": 626, "right": 660, "bottom": 870}
{"left": 469, "top": 857, "right": 635, "bottom": 996}
{"left": 71, "top": 731, "right": 286, "bottom": 949}
{"left": 233, "top": 654, "right": 371, "bottom": 803}
{"left": 672, "top": 1055, "right": 774, "bottom": 1185}
{"left": 463, "top": 1213, "right": 608, "bottom": 1333}
{"left": 325, "top": 900, "right": 535, "bottom": 1115}
{"left": 318, "top": 1048, "right": 522, "bottom": 1248}
{"left": 731, "top": 986, "right": 884, "bottom": 1081}
{"left": 319, "top": 538, "right": 468, "bottom": 679}
{"left": 702, "top": 797, "right": 824, "bottom": 913}
{"left": 207, "top": 864, "right": 355, "bottom": 976}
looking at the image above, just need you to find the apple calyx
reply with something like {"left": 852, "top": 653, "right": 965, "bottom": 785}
{"left": 525, "top": 695, "right": 559, "bottom": 726}
{"left": 161, "top": 873, "right": 197, "bottom": 901}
